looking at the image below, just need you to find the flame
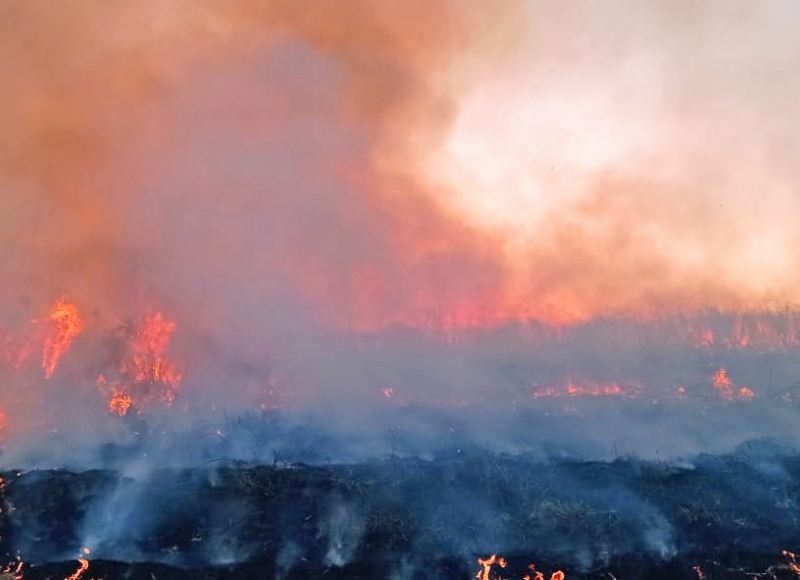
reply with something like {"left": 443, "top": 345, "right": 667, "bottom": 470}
{"left": 712, "top": 368, "right": 755, "bottom": 401}
{"left": 130, "top": 312, "right": 181, "bottom": 387}
{"left": 103, "top": 311, "right": 182, "bottom": 414}
{"left": 477, "top": 555, "right": 563, "bottom": 580}
{"left": 782, "top": 550, "right": 800, "bottom": 575}
{"left": 42, "top": 298, "right": 83, "bottom": 378}
{"left": 475, "top": 554, "right": 506, "bottom": 580}
{"left": 108, "top": 391, "right": 133, "bottom": 416}
{"left": 0, "top": 558, "right": 23, "bottom": 580}
{"left": 532, "top": 379, "right": 641, "bottom": 400}
{"left": 63, "top": 547, "right": 90, "bottom": 580}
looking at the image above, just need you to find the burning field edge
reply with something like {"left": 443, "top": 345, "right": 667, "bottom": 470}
{"left": 2, "top": 443, "right": 800, "bottom": 579}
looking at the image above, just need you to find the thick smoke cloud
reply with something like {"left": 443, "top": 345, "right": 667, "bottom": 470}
{"left": 429, "top": 0, "right": 800, "bottom": 321}
{"left": 1, "top": 1, "right": 800, "bottom": 466}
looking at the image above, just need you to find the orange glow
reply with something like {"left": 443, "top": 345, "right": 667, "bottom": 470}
{"left": 475, "top": 554, "right": 500, "bottom": 580}
{"left": 533, "top": 379, "right": 641, "bottom": 400}
{"left": 479, "top": 555, "right": 563, "bottom": 580}
{"left": 712, "top": 368, "right": 754, "bottom": 401}
{"left": 107, "top": 312, "right": 181, "bottom": 412}
{"left": 108, "top": 391, "right": 133, "bottom": 416}
{"left": 782, "top": 550, "right": 800, "bottom": 575}
{"left": 0, "top": 558, "right": 23, "bottom": 580}
{"left": 42, "top": 298, "right": 83, "bottom": 378}
{"left": 64, "top": 548, "right": 90, "bottom": 580}
{"left": 698, "top": 329, "right": 714, "bottom": 349}
{"left": 130, "top": 312, "right": 181, "bottom": 388}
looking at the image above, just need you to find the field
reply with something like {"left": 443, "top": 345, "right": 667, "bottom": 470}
{"left": 2, "top": 443, "right": 800, "bottom": 579}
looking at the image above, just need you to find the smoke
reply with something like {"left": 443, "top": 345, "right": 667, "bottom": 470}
{"left": 7, "top": 6, "right": 800, "bottom": 576}
{"left": 1, "top": 0, "right": 800, "bottom": 471}
{"left": 2, "top": 0, "right": 797, "bottom": 329}
{"left": 0, "top": 0, "right": 511, "bottom": 331}
{"left": 428, "top": 0, "right": 800, "bottom": 320}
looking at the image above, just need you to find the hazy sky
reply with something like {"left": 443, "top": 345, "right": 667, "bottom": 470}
{"left": 1, "top": 0, "right": 799, "bottom": 333}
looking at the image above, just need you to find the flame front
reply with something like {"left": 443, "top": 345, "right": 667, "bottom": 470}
{"left": 532, "top": 378, "right": 641, "bottom": 400}
{"left": 108, "top": 390, "right": 133, "bottom": 416}
{"left": 42, "top": 299, "right": 84, "bottom": 379}
{"left": 104, "top": 312, "right": 182, "bottom": 415}
{"left": 63, "top": 547, "right": 90, "bottom": 580}
{"left": 712, "top": 368, "right": 754, "bottom": 402}
{"left": 477, "top": 555, "right": 562, "bottom": 580}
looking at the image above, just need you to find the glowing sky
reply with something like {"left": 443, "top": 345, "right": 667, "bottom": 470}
{"left": 1, "top": 0, "right": 800, "bottom": 330}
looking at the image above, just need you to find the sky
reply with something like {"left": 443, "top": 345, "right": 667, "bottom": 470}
{"left": 2, "top": 0, "right": 800, "bottom": 334}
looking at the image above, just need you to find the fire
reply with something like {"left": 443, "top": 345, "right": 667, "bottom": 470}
{"left": 130, "top": 312, "right": 181, "bottom": 387}
{"left": 63, "top": 547, "right": 90, "bottom": 580}
{"left": 108, "top": 391, "right": 133, "bottom": 416}
{"left": 532, "top": 379, "right": 641, "bottom": 400}
{"left": 42, "top": 299, "right": 83, "bottom": 378}
{"left": 782, "top": 550, "right": 800, "bottom": 575}
{"left": 477, "top": 555, "right": 563, "bottom": 580}
{"left": 476, "top": 554, "right": 506, "bottom": 580}
{"left": 0, "top": 558, "right": 23, "bottom": 580}
{"left": 712, "top": 368, "right": 754, "bottom": 401}
{"left": 523, "top": 569, "right": 564, "bottom": 580}
{"left": 102, "top": 312, "right": 182, "bottom": 415}
{"left": 697, "top": 329, "right": 714, "bottom": 349}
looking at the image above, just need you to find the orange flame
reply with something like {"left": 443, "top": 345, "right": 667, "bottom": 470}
{"left": 42, "top": 298, "right": 83, "bottom": 378}
{"left": 712, "top": 368, "right": 754, "bottom": 401}
{"left": 475, "top": 554, "right": 506, "bottom": 580}
{"left": 782, "top": 550, "right": 800, "bottom": 575}
{"left": 477, "top": 555, "right": 563, "bottom": 580}
{"left": 533, "top": 378, "right": 641, "bottom": 400}
{"left": 130, "top": 312, "right": 181, "bottom": 387}
{"left": 108, "top": 391, "right": 133, "bottom": 416}
{"left": 0, "top": 558, "right": 23, "bottom": 580}
{"left": 63, "top": 547, "right": 90, "bottom": 580}
{"left": 104, "top": 312, "right": 182, "bottom": 413}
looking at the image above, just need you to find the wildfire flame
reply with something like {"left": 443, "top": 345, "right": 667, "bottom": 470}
{"left": 782, "top": 550, "right": 800, "bottom": 575}
{"left": 477, "top": 555, "right": 563, "bottom": 580}
{"left": 105, "top": 312, "right": 182, "bottom": 415}
{"left": 108, "top": 391, "right": 133, "bottom": 416}
{"left": 532, "top": 379, "right": 641, "bottom": 400}
{"left": 712, "top": 368, "right": 754, "bottom": 401}
{"left": 42, "top": 299, "right": 83, "bottom": 379}
{"left": 0, "top": 559, "right": 23, "bottom": 580}
{"left": 63, "top": 547, "right": 90, "bottom": 580}
{"left": 476, "top": 554, "right": 506, "bottom": 580}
